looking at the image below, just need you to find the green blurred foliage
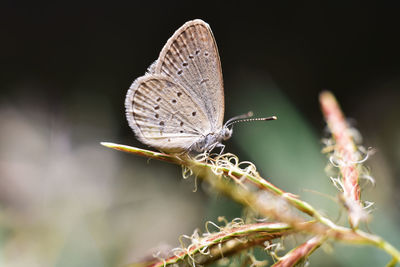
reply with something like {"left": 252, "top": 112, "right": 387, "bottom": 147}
{"left": 1, "top": 2, "right": 400, "bottom": 266}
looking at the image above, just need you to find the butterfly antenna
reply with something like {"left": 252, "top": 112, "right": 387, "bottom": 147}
{"left": 225, "top": 111, "right": 277, "bottom": 128}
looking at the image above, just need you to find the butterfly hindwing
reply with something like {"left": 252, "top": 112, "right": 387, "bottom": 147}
{"left": 125, "top": 74, "right": 211, "bottom": 153}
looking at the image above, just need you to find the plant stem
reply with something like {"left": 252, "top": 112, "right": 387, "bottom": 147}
{"left": 101, "top": 142, "right": 400, "bottom": 264}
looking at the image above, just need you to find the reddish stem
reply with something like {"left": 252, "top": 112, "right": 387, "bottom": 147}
{"left": 272, "top": 236, "right": 325, "bottom": 267}
{"left": 319, "top": 91, "right": 363, "bottom": 227}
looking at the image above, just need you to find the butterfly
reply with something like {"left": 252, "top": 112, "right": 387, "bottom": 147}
{"left": 125, "top": 19, "right": 275, "bottom": 154}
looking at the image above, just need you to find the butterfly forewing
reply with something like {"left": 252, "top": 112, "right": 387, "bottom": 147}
{"left": 155, "top": 19, "right": 225, "bottom": 132}
{"left": 125, "top": 74, "right": 210, "bottom": 153}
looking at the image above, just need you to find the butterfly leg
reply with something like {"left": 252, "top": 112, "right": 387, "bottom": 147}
{"left": 215, "top": 143, "right": 225, "bottom": 155}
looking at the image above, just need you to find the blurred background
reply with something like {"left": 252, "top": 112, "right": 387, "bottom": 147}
{"left": 1, "top": 2, "right": 400, "bottom": 266}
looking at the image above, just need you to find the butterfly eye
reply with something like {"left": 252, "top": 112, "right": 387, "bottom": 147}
{"left": 222, "top": 128, "right": 232, "bottom": 140}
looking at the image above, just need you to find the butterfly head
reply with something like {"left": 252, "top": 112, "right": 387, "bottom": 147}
{"left": 221, "top": 126, "right": 233, "bottom": 141}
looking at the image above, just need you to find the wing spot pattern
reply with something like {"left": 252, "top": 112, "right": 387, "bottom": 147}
{"left": 200, "top": 78, "right": 209, "bottom": 85}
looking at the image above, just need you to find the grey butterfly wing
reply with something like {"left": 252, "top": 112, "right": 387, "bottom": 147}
{"left": 125, "top": 74, "right": 211, "bottom": 153}
{"left": 154, "top": 19, "right": 225, "bottom": 132}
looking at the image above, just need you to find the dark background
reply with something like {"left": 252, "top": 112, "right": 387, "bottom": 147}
{"left": 1, "top": 2, "right": 400, "bottom": 266}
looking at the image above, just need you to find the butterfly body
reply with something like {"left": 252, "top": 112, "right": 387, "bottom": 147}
{"left": 190, "top": 127, "right": 232, "bottom": 153}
